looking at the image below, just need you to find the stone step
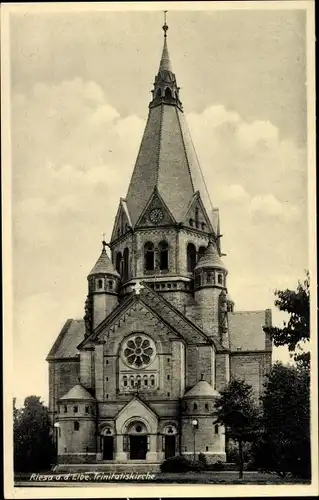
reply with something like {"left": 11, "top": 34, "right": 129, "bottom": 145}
{"left": 54, "top": 462, "right": 161, "bottom": 474}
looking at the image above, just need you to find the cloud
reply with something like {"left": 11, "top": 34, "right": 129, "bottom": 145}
{"left": 11, "top": 81, "right": 308, "bottom": 403}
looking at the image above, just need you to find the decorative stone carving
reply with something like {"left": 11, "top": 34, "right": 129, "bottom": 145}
{"left": 84, "top": 295, "right": 93, "bottom": 336}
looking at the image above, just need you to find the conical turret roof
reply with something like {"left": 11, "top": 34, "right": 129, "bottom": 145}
{"left": 60, "top": 384, "right": 95, "bottom": 401}
{"left": 195, "top": 241, "right": 227, "bottom": 271}
{"left": 183, "top": 380, "right": 219, "bottom": 398}
{"left": 88, "top": 247, "right": 120, "bottom": 278}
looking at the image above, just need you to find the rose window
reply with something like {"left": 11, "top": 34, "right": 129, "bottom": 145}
{"left": 122, "top": 334, "right": 155, "bottom": 368}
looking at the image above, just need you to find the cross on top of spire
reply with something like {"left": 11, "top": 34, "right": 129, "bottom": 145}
{"left": 162, "top": 10, "right": 168, "bottom": 37}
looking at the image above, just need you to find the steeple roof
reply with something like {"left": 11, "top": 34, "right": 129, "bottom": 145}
{"left": 88, "top": 245, "right": 120, "bottom": 278}
{"left": 159, "top": 35, "right": 172, "bottom": 72}
{"left": 125, "top": 21, "right": 216, "bottom": 231}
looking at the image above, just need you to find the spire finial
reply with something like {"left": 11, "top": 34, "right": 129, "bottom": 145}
{"left": 102, "top": 232, "right": 107, "bottom": 251}
{"left": 162, "top": 10, "right": 168, "bottom": 37}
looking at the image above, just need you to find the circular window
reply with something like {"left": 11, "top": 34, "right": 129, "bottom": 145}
{"left": 122, "top": 334, "right": 156, "bottom": 369}
{"left": 136, "top": 425, "right": 142, "bottom": 433}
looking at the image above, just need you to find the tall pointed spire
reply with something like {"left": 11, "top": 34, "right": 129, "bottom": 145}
{"left": 159, "top": 12, "right": 172, "bottom": 72}
{"left": 149, "top": 11, "right": 182, "bottom": 111}
{"left": 123, "top": 14, "right": 217, "bottom": 235}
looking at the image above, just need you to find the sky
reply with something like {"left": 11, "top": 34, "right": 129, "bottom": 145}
{"left": 8, "top": 5, "right": 309, "bottom": 405}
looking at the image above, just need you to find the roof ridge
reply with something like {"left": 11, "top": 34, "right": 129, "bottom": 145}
{"left": 77, "top": 294, "right": 134, "bottom": 348}
{"left": 156, "top": 104, "right": 164, "bottom": 185}
{"left": 141, "top": 282, "right": 217, "bottom": 347}
{"left": 46, "top": 319, "right": 73, "bottom": 360}
{"left": 175, "top": 106, "right": 195, "bottom": 192}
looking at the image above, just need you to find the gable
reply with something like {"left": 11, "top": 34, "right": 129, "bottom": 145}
{"left": 110, "top": 198, "right": 132, "bottom": 242}
{"left": 135, "top": 187, "right": 176, "bottom": 228}
{"left": 141, "top": 284, "right": 219, "bottom": 347}
{"left": 78, "top": 294, "right": 181, "bottom": 351}
{"left": 115, "top": 396, "right": 158, "bottom": 434}
{"left": 183, "top": 192, "right": 215, "bottom": 235}
{"left": 229, "top": 310, "right": 269, "bottom": 352}
{"left": 47, "top": 319, "right": 84, "bottom": 360}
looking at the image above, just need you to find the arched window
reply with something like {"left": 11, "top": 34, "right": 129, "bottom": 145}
{"left": 123, "top": 247, "right": 129, "bottom": 281}
{"left": 98, "top": 279, "right": 104, "bottom": 290}
{"left": 144, "top": 376, "right": 148, "bottom": 386}
{"left": 144, "top": 242, "right": 155, "bottom": 271}
{"left": 123, "top": 376, "right": 128, "bottom": 387}
{"left": 73, "top": 405, "right": 78, "bottom": 413}
{"left": 165, "top": 87, "right": 172, "bottom": 99}
{"left": 214, "top": 424, "right": 219, "bottom": 435}
{"left": 159, "top": 241, "right": 169, "bottom": 270}
{"left": 150, "top": 375, "right": 155, "bottom": 386}
{"left": 74, "top": 421, "right": 80, "bottom": 431}
{"left": 198, "top": 246, "right": 206, "bottom": 261}
{"left": 195, "top": 207, "right": 200, "bottom": 228}
{"left": 193, "top": 402, "right": 197, "bottom": 410}
{"left": 187, "top": 243, "right": 197, "bottom": 272}
{"left": 64, "top": 405, "right": 67, "bottom": 414}
{"left": 116, "top": 252, "right": 122, "bottom": 274}
{"left": 85, "top": 406, "right": 90, "bottom": 414}
{"left": 108, "top": 280, "right": 113, "bottom": 289}
{"left": 218, "top": 274, "right": 223, "bottom": 285}
{"left": 130, "top": 376, "right": 135, "bottom": 388}
{"left": 156, "top": 88, "right": 162, "bottom": 98}
{"left": 205, "top": 403, "right": 209, "bottom": 411}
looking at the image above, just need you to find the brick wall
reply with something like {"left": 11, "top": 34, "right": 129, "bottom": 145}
{"left": 230, "top": 353, "right": 271, "bottom": 399}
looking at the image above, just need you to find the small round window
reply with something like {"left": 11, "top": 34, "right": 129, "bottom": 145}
{"left": 122, "top": 334, "right": 156, "bottom": 369}
{"left": 136, "top": 425, "right": 142, "bottom": 433}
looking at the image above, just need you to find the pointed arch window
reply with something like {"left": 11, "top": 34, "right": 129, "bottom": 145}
{"left": 116, "top": 252, "right": 122, "bottom": 274}
{"left": 187, "top": 243, "right": 197, "bottom": 273}
{"left": 123, "top": 248, "right": 129, "bottom": 281}
{"left": 198, "top": 246, "right": 206, "bottom": 262}
{"left": 165, "top": 87, "right": 172, "bottom": 99}
{"left": 144, "top": 242, "right": 155, "bottom": 271}
{"left": 195, "top": 207, "right": 200, "bottom": 228}
{"left": 159, "top": 241, "right": 169, "bottom": 270}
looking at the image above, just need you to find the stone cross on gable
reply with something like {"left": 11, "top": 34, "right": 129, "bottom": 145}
{"left": 132, "top": 281, "right": 144, "bottom": 295}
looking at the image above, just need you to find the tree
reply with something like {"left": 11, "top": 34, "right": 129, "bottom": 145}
{"left": 263, "top": 271, "right": 310, "bottom": 368}
{"left": 214, "top": 379, "right": 260, "bottom": 479}
{"left": 253, "top": 362, "right": 310, "bottom": 479}
{"left": 14, "top": 396, "right": 54, "bottom": 472}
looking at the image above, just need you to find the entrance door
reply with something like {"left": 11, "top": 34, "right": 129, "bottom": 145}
{"left": 165, "top": 435, "right": 176, "bottom": 459}
{"left": 130, "top": 435, "right": 147, "bottom": 460}
{"left": 103, "top": 436, "right": 114, "bottom": 460}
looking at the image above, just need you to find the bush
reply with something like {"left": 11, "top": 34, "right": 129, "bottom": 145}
{"left": 208, "top": 460, "right": 224, "bottom": 471}
{"left": 227, "top": 440, "right": 253, "bottom": 465}
{"left": 160, "top": 455, "right": 192, "bottom": 473}
{"left": 198, "top": 452, "right": 208, "bottom": 467}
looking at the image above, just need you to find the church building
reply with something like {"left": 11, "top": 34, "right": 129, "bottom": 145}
{"left": 47, "top": 21, "right": 272, "bottom": 466}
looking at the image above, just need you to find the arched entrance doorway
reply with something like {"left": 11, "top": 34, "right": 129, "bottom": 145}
{"left": 101, "top": 427, "right": 114, "bottom": 460}
{"left": 163, "top": 425, "right": 177, "bottom": 459}
{"left": 126, "top": 421, "right": 148, "bottom": 460}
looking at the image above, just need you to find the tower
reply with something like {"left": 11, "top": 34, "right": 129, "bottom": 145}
{"left": 194, "top": 238, "right": 229, "bottom": 343}
{"left": 109, "top": 19, "right": 223, "bottom": 315}
{"left": 85, "top": 241, "right": 120, "bottom": 333}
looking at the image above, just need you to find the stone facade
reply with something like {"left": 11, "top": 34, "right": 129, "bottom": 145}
{"left": 47, "top": 25, "right": 272, "bottom": 466}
